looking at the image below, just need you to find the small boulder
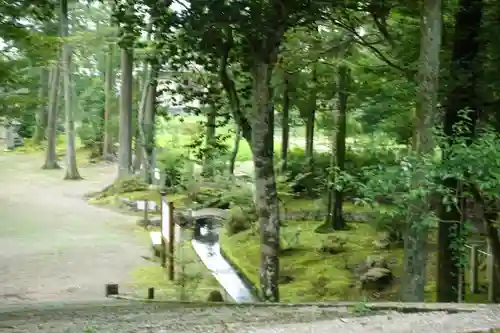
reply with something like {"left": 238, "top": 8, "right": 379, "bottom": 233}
{"left": 372, "top": 232, "right": 391, "bottom": 249}
{"left": 365, "top": 255, "right": 388, "bottom": 269}
{"left": 360, "top": 267, "right": 393, "bottom": 291}
{"left": 354, "top": 255, "right": 389, "bottom": 277}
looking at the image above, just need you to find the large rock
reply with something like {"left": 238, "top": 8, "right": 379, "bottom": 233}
{"left": 372, "top": 231, "right": 391, "bottom": 249}
{"left": 355, "top": 255, "right": 389, "bottom": 277}
{"left": 360, "top": 267, "right": 393, "bottom": 291}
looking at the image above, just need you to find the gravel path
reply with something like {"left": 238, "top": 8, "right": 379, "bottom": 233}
{"left": 0, "top": 153, "right": 148, "bottom": 305}
{"left": 1, "top": 301, "right": 500, "bottom": 333}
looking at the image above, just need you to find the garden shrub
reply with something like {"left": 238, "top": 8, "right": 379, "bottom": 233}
{"left": 281, "top": 146, "right": 401, "bottom": 199}
{"left": 226, "top": 205, "right": 254, "bottom": 235}
{"left": 156, "top": 149, "right": 186, "bottom": 189}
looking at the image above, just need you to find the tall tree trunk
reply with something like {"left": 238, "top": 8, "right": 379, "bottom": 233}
{"left": 133, "top": 72, "right": 144, "bottom": 173}
{"left": 229, "top": 124, "right": 241, "bottom": 175}
{"left": 401, "top": 0, "right": 442, "bottom": 302}
{"left": 61, "top": 0, "right": 81, "bottom": 180}
{"left": 33, "top": 67, "right": 49, "bottom": 145}
{"left": 103, "top": 40, "right": 115, "bottom": 160}
{"left": 331, "top": 64, "right": 350, "bottom": 230}
{"left": 118, "top": 47, "right": 134, "bottom": 178}
{"left": 143, "top": 62, "right": 158, "bottom": 185}
{"left": 437, "top": 0, "right": 483, "bottom": 302}
{"left": 42, "top": 62, "right": 61, "bottom": 170}
{"left": 304, "top": 65, "right": 317, "bottom": 163}
{"left": 203, "top": 106, "right": 217, "bottom": 177}
{"left": 280, "top": 72, "right": 290, "bottom": 173}
{"left": 251, "top": 61, "right": 280, "bottom": 302}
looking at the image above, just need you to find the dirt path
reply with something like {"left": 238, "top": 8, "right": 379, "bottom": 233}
{"left": 0, "top": 153, "right": 147, "bottom": 305}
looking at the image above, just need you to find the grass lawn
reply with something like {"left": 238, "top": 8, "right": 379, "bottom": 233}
{"left": 219, "top": 205, "right": 493, "bottom": 303}
{"left": 128, "top": 229, "right": 223, "bottom": 301}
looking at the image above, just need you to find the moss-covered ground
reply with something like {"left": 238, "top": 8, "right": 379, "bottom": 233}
{"left": 220, "top": 199, "right": 493, "bottom": 303}
{"left": 129, "top": 229, "right": 223, "bottom": 301}
{"left": 85, "top": 170, "right": 494, "bottom": 304}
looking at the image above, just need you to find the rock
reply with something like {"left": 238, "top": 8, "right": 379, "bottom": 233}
{"left": 354, "top": 255, "right": 389, "bottom": 277}
{"left": 360, "top": 267, "right": 393, "bottom": 291}
{"left": 372, "top": 232, "right": 391, "bottom": 249}
{"left": 318, "top": 244, "right": 345, "bottom": 255}
{"left": 365, "top": 255, "right": 388, "bottom": 269}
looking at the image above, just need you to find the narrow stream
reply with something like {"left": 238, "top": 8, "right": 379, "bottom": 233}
{"left": 191, "top": 225, "right": 257, "bottom": 303}
{"left": 131, "top": 199, "right": 257, "bottom": 303}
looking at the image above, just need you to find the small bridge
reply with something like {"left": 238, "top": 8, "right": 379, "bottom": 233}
{"left": 177, "top": 208, "right": 228, "bottom": 238}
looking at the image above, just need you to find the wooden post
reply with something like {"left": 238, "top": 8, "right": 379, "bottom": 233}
{"left": 487, "top": 242, "right": 496, "bottom": 302}
{"left": 148, "top": 287, "right": 155, "bottom": 299}
{"left": 105, "top": 283, "right": 119, "bottom": 296}
{"left": 167, "top": 201, "right": 175, "bottom": 281}
{"left": 160, "top": 190, "right": 167, "bottom": 268}
{"left": 470, "top": 244, "right": 479, "bottom": 293}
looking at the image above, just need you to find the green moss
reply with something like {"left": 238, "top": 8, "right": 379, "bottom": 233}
{"left": 220, "top": 221, "right": 381, "bottom": 302}
{"left": 220, "top": 216, "right": 492, "bottom": 303}
{"left": 129, "top": 235, "right": 222, "bottom": 301}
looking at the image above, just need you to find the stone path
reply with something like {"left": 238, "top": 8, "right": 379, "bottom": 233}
{"left": 0, "top": 153, "right": 148, "bottom": 305}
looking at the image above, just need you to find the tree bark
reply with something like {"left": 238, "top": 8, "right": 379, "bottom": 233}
{"left": 142, "top": 62, "right": 158, "bottom": 185}
{"left": 42, "top": 61, "right": 61, "bottom": 170}
{"left": 118, "top": 47, "right": 134, "bottom": 178}
{"left": 280, "top": 72, "right": 290, "bottom": 173}
{"left": 133, "top": 71, "right": 144, "bottom": 173}
{"left": 60, "top": 0, "right": 81, "bottom": 180}
{"left": 437, "top": 0, "right": 483, "bottom": 302}
{"left": 251, "top": 61, "right": 280, "bottom": 302}
{"left": 33, "top": 67, "right": 49, "bottom": 145}
{"left": 103, "top": 40, "right": 115, "bottom": 160}
{"left": 304, "top": 65, "right": 317, "bottom": 164}
{"left": 229, "top": 124, "right": 241, "bottom": 175}
{"left": 203, "top": 105, "right": 217, "bottom": 177}
{"left": 401, "top": 0, "right": 442, "bottom": 302}
{"left": 331, "top": 64, "right": 350, "bottom": 230}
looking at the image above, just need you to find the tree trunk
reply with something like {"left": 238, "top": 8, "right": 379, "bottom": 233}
{"left": 280, "top": 72, "right": 290, "bottom": 173}
{"left": 103, "top": 40, "right": 115, "bottom": 160}
{"left": 42, "top": 62, "right": 61, "bottom": 170}
{"left": 304, "top": 65, "right": 317, "bottom": 163}
{"left": 143, "top": 62, "right": 158, "bottom": 185}
{"left": 251, "top": 61, "right": 280, "bottom": 302}
{"left": 437, "top": 0, "right": 483, "bottom": 302}
{"left": 203, "top": 106, "right": 217, "bottom": 177}
{"left": 401, "top": 0, "right": 442, "bottom": 302}
{"left": 118, "top": 47, "right": 134, "bottom": 178}
{"left": 133, "top": 71, "right": 144, "bottom": 173}
{"left": 60, "top": 0, "right": 81, "bottom": 180}
{"left": 33, "top": 67, "right": 49, "bottom": 145}
{"left": 229, "top": 124, "right": 241, "bottom": 175}
{"left": 331, "top": 64, "right": 350, "bottom": 230}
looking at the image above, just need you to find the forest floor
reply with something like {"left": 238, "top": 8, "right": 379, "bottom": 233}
{"left": 0, "top": 151, "right": 148, "bottom": 305}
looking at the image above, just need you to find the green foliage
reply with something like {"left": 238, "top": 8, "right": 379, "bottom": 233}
{"left": 282, "top": 146, "right": 402, "bottom": 199}
{"left": 226, "top": 205, "right": 253, "bottom": 236}
{"left": 156, "top": 150, "right": 187, "bottom": 189}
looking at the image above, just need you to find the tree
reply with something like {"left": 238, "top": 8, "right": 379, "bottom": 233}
{"left": 401, "top": 0, "right": 442, "bottom": 302}
{"left": 42, "top": 58, "right": 61, "bottom": 170}
{"left": 61, "top": 0, "right": 82, "bottom": 180}
{"left": 437, "top": 0, "right": 484, "bottom": 302}
{"left": 113, "top": 0, "right": 142, "bottom": 178}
